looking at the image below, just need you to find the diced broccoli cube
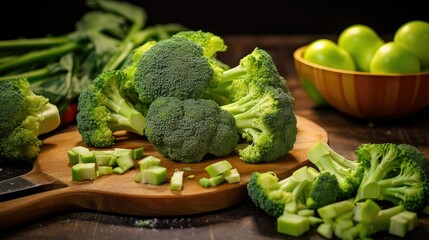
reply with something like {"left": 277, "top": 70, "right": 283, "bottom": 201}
{"left": 72, "top": 163, "right": 96, "bottom": 181}
{"left": 277, "top": 213, "right": 310, "bottom": 237}
{"left": 142, "top": 166, "right": 167, "bottom": 185}
{"left": 170, "top": 171, "right": 184, "bottom": 191}
{"left": 205, "top": 160, "right": 232, "bottom": 177}
{"left": 223, "top": 168, "right": 240, "bottom": 183}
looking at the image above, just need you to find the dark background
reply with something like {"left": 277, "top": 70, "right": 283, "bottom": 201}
{"left": 1, "top": 0, "right": 428, "bottom": 39}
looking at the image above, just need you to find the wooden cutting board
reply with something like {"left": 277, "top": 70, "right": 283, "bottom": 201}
{"left": 0, "top": 115, "right": 327, "bottom": 228}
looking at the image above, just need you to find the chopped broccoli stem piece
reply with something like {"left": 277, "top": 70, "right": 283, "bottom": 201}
{"left": 138, "top": 156, "right": 161, "bottom": 171}
{"left": 389, "top": 213, "right": 411, "bottom": 237}
{"left": 113, "top": 167, "right": 126, "bottom": 174}
{"left": 277, "top": 213, "right": 310, "bottom": 237}
{"left": 317, "top": 198, "right": 355, "bottom": 220}
{"left": 132, "top": 147, "right": 144, "bottom": 159}
{"left": 223, "top": 168, "right": 240, "bottom": 183}
{"left": 353, "top": 199, "right": 381, "bottom": 223}
{"left": 94, "top": 153, "right": 113, "bottom": 166}
{"left": 96, "top": 166, "right": 113, "bottom": 177}
{"left": 208, "top": 175, "right": 225, "bottom": 187}
{"left": 317, "top": 223, "right": 333, "bottom": 239}
{"left": 108, "top": 155, "right": 118, "bottom": 167}
{"left": 205, "top": 160, "right": 233, "bottom": 177}
{"left": 72, "top": 163, "right": 96, "bottom": 181}
{"left": 141, "top": 166, "right": 167, "bottom": 185}
{"left": 372, "top": 205, "right": 405, "bottom": 232}
{"left": 116, "top": 152, "right": 134, "bottom": 172}
{"left": 68, "top": 150, "right": 79, "bottom": 165}
{"left": 170, "top": 170, "right": 184, "bottom": 191}
{"left": 199, "top": 177, "right": 210, "bottom": 188}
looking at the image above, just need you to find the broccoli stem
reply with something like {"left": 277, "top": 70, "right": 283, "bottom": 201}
{"left": 102, "top": 89, "right": 146, "bottom": 135}
{"left": 221, "top": 65, "right": 247, "bottom": 81}
{"left": 37, "top": 102, "right": 61, "bottom": 135}
{"left": 0, "top": 41, "right": 79, "bottom": 74}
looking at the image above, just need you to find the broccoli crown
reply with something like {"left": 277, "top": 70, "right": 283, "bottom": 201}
{"left": 206, "top": 47, "right": 291, "bottom": 104}
{"left": 306, "top": 171, "right": 341, "bottom": 210}
{"left": 145, "top": 97, "right": 239, "bottom": 163}
{"left": 133, "top": 37, "right": 216, "bottom": 105}
{"left": 308, "top": 141, "right": 364, "bottom": 200}
{"left": 247, "top": 171, "right": 288, "bottom": 218}
{"left": 77, "top": 70, "right": 146, "bottom": 148}
{"left": 221, "top": 82, "right": 297, "bottom": 163}
{"left": 0, "top": 78, "right": 60, "bottom": 163}
{"left": 355, "top": 143, "right": 429, "bottom": 212}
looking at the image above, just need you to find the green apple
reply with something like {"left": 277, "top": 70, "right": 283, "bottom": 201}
{"left": 370, "top": 41, "right": 421, "bottom": 74}
{"left": 301, "top": 39, "right": 355, "bottom": 106}
{"left": 338, "top": 24, "right": 385, "bottom": 72}
{"left": 394, "top": 20, "right": 429, "bottom": 69}
{"left": 303, "top": 39, "right": 356, "bottom": 70}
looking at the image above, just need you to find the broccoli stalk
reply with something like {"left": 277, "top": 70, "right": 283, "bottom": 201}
{"left": 355, "top": 143, "right": 429, "bottom": 212}
{"left": 0, "top": 78, "right": 61, "bottom": 164}
{"left": 308, "top": 141, "right": 364, "bottom": 200}
{"left": 77, "top": 70, "right": 146, "bottom": 148}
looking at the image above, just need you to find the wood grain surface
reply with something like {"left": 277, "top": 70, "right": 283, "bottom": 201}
{"left": 0, "top": 115, "right": 327, "bottom": 228}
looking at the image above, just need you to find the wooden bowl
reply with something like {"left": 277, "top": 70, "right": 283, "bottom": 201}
{"left": 294, "top": 46, "right": 429, "bottom": 119}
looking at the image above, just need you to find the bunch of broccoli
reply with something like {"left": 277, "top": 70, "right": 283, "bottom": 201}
{"left": 76, "top": 30, "right": 297, "bottom": 164}
{"left": 247, "top": 141, "right": 429, "bottom": 238}
{"left": 0, "top": 78, "right": 61, "bottom": 164}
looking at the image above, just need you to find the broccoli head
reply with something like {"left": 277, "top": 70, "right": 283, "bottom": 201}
{"left": 76, "top": 70, "right": 146, "bottom": 148}
{"left": 145, "top": 97, "right": 239, "bottom": 163}
{"left": 355, "top": 143, "right": 429, "bottom": 212}
{"left": 221, "top": 82, "right": 297, "bottom": 163}
{"left": 133, "top": 36, "right": 221, "bottom": 105}
{"left": 0, "top": 78, "right": 60, "bottom": 164}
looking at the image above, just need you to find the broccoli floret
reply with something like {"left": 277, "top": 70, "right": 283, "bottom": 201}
{"left": 308, "top": 141, "right": 364, "bottom": 200}
{"left": 306, "top": 171, "right": 341, "bottom": 210}
{"left": 0, "top": 78, "right": 60, "bottom": 164}
{"left": 355, "top": 143, "right": 429, "bottom": 212}
{"left": 144, "top": 97, "right": 239, "bottom": 163}
{"left": 172, "top": 30, "right": 227, "bottom": 59}
{"left": 220, "top": 82, "right": 297, "bottom": 163}
{"left": 247, "top": 171, "right": 292, "bottom": 217}
{"left": 76, "top": 70, "right": 146, "bottom": 148}
{"left": 247, "top": 166, "right": 338, "bottom": 218}
{"left": 205, "top": 47, "right": 291, "bottom": 105}
{"left": 132, "top": 35, "right": 224, "bottom": 105}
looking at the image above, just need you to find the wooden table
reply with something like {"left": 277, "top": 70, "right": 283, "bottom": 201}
{"left": 1, "top": 35, "right": 429, "bottom": 239}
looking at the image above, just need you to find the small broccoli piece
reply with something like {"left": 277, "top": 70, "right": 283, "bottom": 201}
{"left": 355, "top": 143, "right": 429, "bottom": 212}
{"left": 172, "top": 30, "right": 227, "bottom": 59}
{"left": 247, "top": 166, "right": 329, "bottom": 218}
{"left": 145, "top": 97, "right": 239, "bottom": 163}
{"left": 308, "top": 141, "right": 364, "bottom": 200}
{"left": 133, "top": 36, "right": 223, "bottom": 105}
{"left": 221, "top": 82, "right": 297, "bottom": 163}
{"left": 306, "top": 171, "right": 341, "bottom": 210}
{"left": 205, "top": 47, "right": 291, "bottom": 105}
{"left": 0, "top": 78, "right": 60, "bottom": 164}
{"left": 247, "top": 171, "right": 289, "bottom": 217}
{"left": 76, "top": 70, "right": 146, "bottom": 148}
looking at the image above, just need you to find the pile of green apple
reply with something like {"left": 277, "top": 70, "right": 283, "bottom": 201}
{"left": 301, "top": 20, "right": 429, "bottom": 105}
